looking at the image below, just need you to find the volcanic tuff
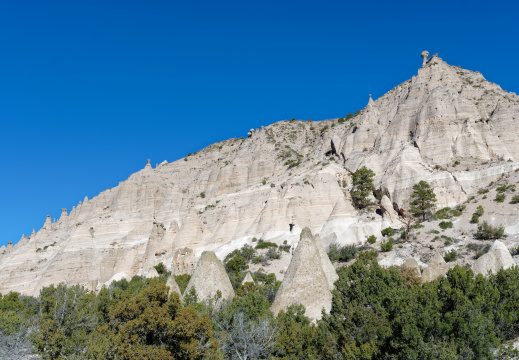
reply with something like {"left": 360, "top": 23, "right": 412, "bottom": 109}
{"left": 1, "top": 53, "right": 519, "bottom": 296}
{"left": 270, "top": 227, "right": 336, "bottom": 321}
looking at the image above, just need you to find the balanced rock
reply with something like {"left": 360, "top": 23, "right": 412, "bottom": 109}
{"left": 241, "top": 272, "right": 255, "bottom": 285}
{"left": 166, "top": 275, "right": 181, "bottom": 296}
{"left": 473, "top": 240, "right": 515, "bottom": 276}
{"left": 402, "top": 258, "right": 421, "bottom": 278}
{"left": 421, "top": 253, "right": 449, "bottom": 282}
{"left": 270, "top": 227, "right": 337, "bottom": 321}
{"left": 184, "top": 251, "right": 235, "bottom": 302}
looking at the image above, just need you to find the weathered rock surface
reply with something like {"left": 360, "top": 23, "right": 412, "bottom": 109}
{"left": 422, "top": 253, "right": 450, "bottom": 282}
{"left": 1, "top": 53, "right": 518, "bottom": 296}
{"left": 402, "top": 258, "right": 421, "bottom": 278}
{"left": 166, "top": 275, "right": 181, "bottom": 296}
{"left": 270, "top": 228, "right": 337, "bottom": 321}
{"left": 473, "top": 240, "right": 515, "bottom": 276}
{"left": 241, "top": 272, "right": 255, "bottom": 285}
{"left": 184, "top": 251, "right": 234, "bottom": 302}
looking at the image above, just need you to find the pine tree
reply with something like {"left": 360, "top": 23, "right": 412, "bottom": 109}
{"left": 351, "top": 166, "right": 375, "bottom": 208}
{"left": 409, "top": 180, "right": 437, "bottom": 221}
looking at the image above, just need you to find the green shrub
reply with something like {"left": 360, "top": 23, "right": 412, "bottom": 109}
{"left": 475, "top": 221, "right": 505, "bottom": 240}
{"left": 471, "top": 215, "right": 479, "bottom": 223}
{"left": 511, "top": 195, "right": 519, "bottom": 204}
{"left": 430, "top": 229, "right": 440, "bottom": 234}
{"left": 327, "top": 244, "right": 359, "bottom": 262}
{"left": 496, "top": 193, "right": 506, "bottom": 202}
{"left": 443, "top": 236, "right": 453, "bottom": 246}
{"left": 279, "top": 244, "right": 291, "bottom": 252}
{"left": 381, "top": 227, "right": 394, "bottom": 237}
{"left": 478, "top": 188, "right": 489, "bottom": 194}
{"left": 255, "top": 241, "right": 278, "bottom": 250}
{"left": 367, "top": 235, "right": 377, "bottom": 244}
{"left": 444, "top": 250, "right": 458, "bottom": 262}
{"left": 380, "top": 238, "right": 393, "bottom": 252}
{"left": 476, "top": 205, "right": 484, "bottom": 216}
{"left": 435, "top": 207, "right": 452, "bottom": 219}
{"left": 153, "top": 262, "right": 167, "bottom": 275}
{"left": 200, "top": 192, "right": 206, "bottom": 198}
{"left": 438, "top": 221, "right": 453, "bottom": 230}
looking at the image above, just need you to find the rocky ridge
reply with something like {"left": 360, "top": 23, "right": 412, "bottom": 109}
{"left": 1, "top": 52, "right": 518, "bottom": 296}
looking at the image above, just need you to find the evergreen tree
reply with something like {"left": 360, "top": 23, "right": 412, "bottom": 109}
{"left": 351, "top": 166, "right": 375, "bottom": 208}
{"left": 409, "top": 180, "right": 437, "bottom": 221}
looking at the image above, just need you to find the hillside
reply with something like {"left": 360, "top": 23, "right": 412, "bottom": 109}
{"left": 1, "top": 52, "right": 518, "bottom": 296}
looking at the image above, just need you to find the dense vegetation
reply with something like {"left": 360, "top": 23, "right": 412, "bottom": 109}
{"left": 3, "top": 252, "right": 519, "bottom": 359}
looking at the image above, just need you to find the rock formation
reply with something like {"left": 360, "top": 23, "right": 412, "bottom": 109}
{"left": 402, "top": 258, "right": 421, "bottom": 278}
{"left": 1, "top": 52, "right": 518, "bottom": 296}
{"left": 184, "top": 251, "right": 234, "bottom": 302}
{"left": 421, "top": 253, "right": 450, "bottom": 282}
{"left": 473, "top": 240, "right": 515, "bottom": 276}
{"left": 241, "top": 272, "right": 255, "bottom": 285}
{"left": 270, "top": 228, "right": 337, "bottom": 321}
{"left": 166, "top": 275, "right": 181, "bottom": 296}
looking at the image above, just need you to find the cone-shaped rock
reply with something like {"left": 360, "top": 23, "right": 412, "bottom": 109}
{"left": 421, "top": 253, "right": 449, "bottom": 282}
{"left": 313, "top": 233, "right": 338, "bottom": 290}
{"left": 473, "top": 240, "right": 515, "bottom": 276}
{"left": 184, "top": 251, "right": 235, "bottom": 302}
{"left": 166, "top": 275, "right": 181, "bottom": 296}
{"left": 270, "top": 227, "right": 336, "bottom": 322}
{"left": 402, "top": 258, "right": 421, "bottom": 278}
{"left": 241, "top": 272, "right": 255, "bottom": 285}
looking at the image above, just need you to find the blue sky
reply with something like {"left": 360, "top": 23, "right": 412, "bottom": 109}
{"left": 1, "top": 0, "right": 518, "bottom": 247}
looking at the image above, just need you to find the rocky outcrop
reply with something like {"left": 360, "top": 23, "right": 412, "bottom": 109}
{"left": 473, "top": 240, "right": 515, "bottom": 276}
{"left": 270, "top": 228, "right": 337, "bottom": 321}
{"left": 241, "top": 272, "right": 255, "bottom": 285}
{"left": 166, "top": 275, "right": 181, "bottom": 296}
{"left": 184, "top": 251, "right": 234, "bottom": 302}
{"left": 422, "top": 253, "right": 450, "bottom": 282}
{"left": 402, "top": 258, "right": 421, "bottom": 278}
{"left": 1, "top": 53, "right": 518, "bottom": 296}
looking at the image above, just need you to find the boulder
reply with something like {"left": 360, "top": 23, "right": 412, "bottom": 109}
{"left": 184, "top": 251, "right": 235, "bottom": 302}
{"left": 270, "top": 227, "right": 337, "bottom": 322}
{"left": 473, "top": 241, "right": 515, "bottom": 276}
{"left": 402, "top": 258, "right": 421, "bottom": 278}
{"left": 166, "top": 275, "right": 181, "bottom": 296}
{"left": 241, "top": 272, "right": 255, "bottom": 285}
{"left": 421, "top": 253, "right": 450, "bottom": 282}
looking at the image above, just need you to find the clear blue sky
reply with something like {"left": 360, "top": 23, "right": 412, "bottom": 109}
{"left": 1, "top": 0, "right": 518, "bottom": 246}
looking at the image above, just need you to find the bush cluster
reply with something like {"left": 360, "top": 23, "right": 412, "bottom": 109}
{"left": 474, "top": 221, "right": 505, "bottom": 240}
{"left": 327, "top": 244, "right": 358, "bottom": 262}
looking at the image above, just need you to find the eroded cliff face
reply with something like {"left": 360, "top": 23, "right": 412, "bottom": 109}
{"left": 1, "top": 53, "right": 518, "bottom": 296}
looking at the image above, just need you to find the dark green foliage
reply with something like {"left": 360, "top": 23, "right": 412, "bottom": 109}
{"left": 351, "top": 166, "right": 375, "bottom": 208}
{"left": 255, "top": 240, "right": 278, "bottom": 250}
{"left": 475, "top": 221, "right": 505, "bottom": 240}
{"left": 200, "top": 191, "right": 206, "bottom": 198}
{"left": 279, "top": 244, "right": 291, "bottom": 252}
{"left": 381, "top": 238, "right": 393, "bottom": 252}
{"left": 496, "top": 193, "right": 506, "bottom": 202}
{"left": 381, "top": 227, "right": 394, "bottom": 237}
{"left": 438, "top": 221, "right": 453, "bottom": 229}
{"left": 410, "top": 180, "right": 437, "bottom": 221}
{"left": 367, "top": 235, "right": 377, "bottom": 244}
{"left": 444, "top": 250, "right": 458, "bottom": 262}
{"left": 153, "top": 262, "right": 167, "bottom": 275}
{"left": 511, "top": 195, "right": 519, "bottom": 204}
{"left": 476, "top": 205, "right": 484, "bottom": 216}
{"left": 327, "top": 244, "right": 358, "bottom": 262}
{"left": 174, "top": 274, "right": 191, "bottom": 294}
{"left": 471, "top": 214, "right": 479, "bottom": 223}
{"left": 321, "top": 257, "right": 519, "bottom": 359}
{"left": 468, "top": 243, "right": 491, "bottom": 260}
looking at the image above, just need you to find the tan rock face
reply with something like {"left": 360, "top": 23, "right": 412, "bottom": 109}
{"left": 402, "top": 258, "right": 421, "bottom": 278}
{"left": 1, "top": 54, "right": 518, "bottom": 296}
{"left": 241, "top": 272, "right": 255, "bottom": 285}
{"left": 166, "top": 275, "right": 181, "bottom": 296}
{"left": 270, "top": 228, "right": 337, "bottom": 322}
{"left": 473, "top": 241, "right": 515, "bottom": 276}
{"left": 184, "top": 251, "right": 235, "bottom": 302}
{"left": 421, "top": 253, "right": 450, "bottom": 282}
